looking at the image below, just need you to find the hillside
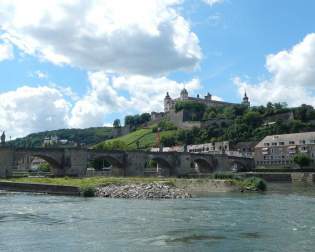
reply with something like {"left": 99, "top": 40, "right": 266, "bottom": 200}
{"left": 12, "top": 127, "right": 114, "bottom": 148}
{"left": 95, "top": 125, "right": 177, "bottom": 150}
{"left": 95, "top": 103, "right": 315, "bottom": 151}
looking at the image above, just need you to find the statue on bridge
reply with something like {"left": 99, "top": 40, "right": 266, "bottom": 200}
{"left": 1, "top": 131, "right": 5, "bottom": 146}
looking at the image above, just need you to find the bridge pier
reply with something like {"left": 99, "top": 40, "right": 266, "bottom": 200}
{"left": 0, "top": 148, "right": 14, "bottom": 178}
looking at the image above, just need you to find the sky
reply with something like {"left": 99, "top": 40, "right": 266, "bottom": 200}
{"left": 0, "top": 0, "right": 315, "bottom": 138}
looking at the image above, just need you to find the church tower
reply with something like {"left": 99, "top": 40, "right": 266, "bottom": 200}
{"left": 242, "top": 91, "right": 250, "bottom": 107}
{"left": 164, "top": 92, "right": 172, "bottom": 112}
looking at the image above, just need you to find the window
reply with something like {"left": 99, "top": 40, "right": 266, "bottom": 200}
{"left": 300, "top": 140, "right": 306, "bottom": 144}
{"left": 272, "top": 142, "right": 277, "bottom": 146}
{"left": 289, "top": 141, "right": 295, "bottom": 145}
{"left": 279, "top": 142, "right": 285, "bottom": 146}
{"left": 264, "top": 143, "right": 270, "bottom": 147}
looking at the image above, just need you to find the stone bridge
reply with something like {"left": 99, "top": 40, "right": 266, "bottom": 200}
{"left": 0, "top": 147, "right": 255, "bottom": 178}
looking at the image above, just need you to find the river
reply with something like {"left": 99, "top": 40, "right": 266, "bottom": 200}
{"left": 1, "top": 184, "right": 315, "bottom": 252}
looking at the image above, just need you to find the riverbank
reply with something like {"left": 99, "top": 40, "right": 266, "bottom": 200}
{"left": 0, "top": 176, "right": 266, "bottom": 198}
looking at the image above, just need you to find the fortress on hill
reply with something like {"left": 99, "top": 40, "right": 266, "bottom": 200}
{"left": 150, "top": 88, "right": 250, "bottom": 129}
{"left": 164, "top": 88, "right": 250, "bottom": 113}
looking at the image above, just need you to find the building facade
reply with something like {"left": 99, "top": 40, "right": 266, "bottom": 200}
{"left": 255, "top": 132, "right": 315, "bottom": 167}
{"left": 151, "top": 141, "right": 255, "bottom": 158}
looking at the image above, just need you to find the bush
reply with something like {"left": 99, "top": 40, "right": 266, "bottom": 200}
{"left": 239, "top": 177, "right": 267, "bottom": 192}
{"left": 160, "top": 135, "right": 176, "bottom": 147}
{"left": 293, "top": 154, "right": 312, "bottom": 168}
{"left": 38, "top": 163, "right": 51, "bottom": 172}
{"left": 81, "top": 186, "right": 96, "bottom": 197}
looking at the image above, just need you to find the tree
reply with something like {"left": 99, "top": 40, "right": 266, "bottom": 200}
{"left": 113, "top": 119, "right": 121, "bottom": 128}
{"left": 160, "top": 135, "right": 176, "bottom": 147}
{"left": 293, "top": 154, "right": 312, "bottom": 168}
{"left": 243, "top": 111, "right": 263, "bottom": 127}
{"left": 124, "top": 115, "right": 134, "bottom": 126}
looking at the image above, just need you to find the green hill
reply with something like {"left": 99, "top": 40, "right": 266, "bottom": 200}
{"left": 95, "top": 125, "right": 177, "bottom": 150}
{"left": 12, "top": 127, "right": 114, "bottom": 148}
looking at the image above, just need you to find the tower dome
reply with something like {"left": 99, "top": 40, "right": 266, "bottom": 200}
{"left": 180, "top": 88, "right": 188, "bottom": 99}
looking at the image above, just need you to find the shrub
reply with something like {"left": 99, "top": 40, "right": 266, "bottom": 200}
{"left": 81, "top": 186, "right": 96, "bottom": 197}
{"left": 160, "top": 135, "right": 176, "bottom": 147}
{"left": 240, "top": 177, "right": 267, "bottom": 192}
{"left": 293, "top": 154, "right": 312, "bottom": 168}
{"left": 38, "top": 163, "right": 51, "bottom": 172}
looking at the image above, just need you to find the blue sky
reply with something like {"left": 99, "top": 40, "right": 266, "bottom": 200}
{"left": 0, "top": 0, "right": 315, "bottom": 138}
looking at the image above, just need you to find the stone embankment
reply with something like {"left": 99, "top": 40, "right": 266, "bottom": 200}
{"left": 96, "top": 183, "right": 191, "bottom": 199}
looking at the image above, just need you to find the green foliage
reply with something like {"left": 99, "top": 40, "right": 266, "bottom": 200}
{"left": 38, "top": 162, "right": 51, "bottom": 172}
{"left": 97, "top": 140, "right": 128, "bottom": 151}
{"left": 243, "top": 111, "right": 263, "bottom": 127}
{"left": 161, "top": 135, "right": 176, "bottom": 147}
{"left": 175, "top": 100, "right": 206, "bottom": 113}
{"left": 293, "top": 154, "right": 312, "bottom": 167}
{"left": 293, "top": 104, "right": 315, "bottom": 122}
{"left": 12, "top": 127, "right": 113, "bottom": 148}
{"left": 80, "top": 186, "right": 96, "bottom": 197}
{"left": 153, "top": 119, "right": 177, "bottom": 132}
{"left": 113, "top": 119, "right": 121, "bottom": 128}
{"left": 233, "top": 177, "right": 267, "bottom": 191}
{"left": 124, "top": 113, "right": 151, "bottom": 128}
{"left": 146, "top": 159, "right": 157, "bottom": 168}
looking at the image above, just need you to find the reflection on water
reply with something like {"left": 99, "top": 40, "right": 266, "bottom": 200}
{"left": 1, "top": 184, "right": 315, "bottom": 252}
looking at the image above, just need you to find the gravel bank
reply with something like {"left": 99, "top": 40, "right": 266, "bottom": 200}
{"left": 96, "top": 183, "right": 191, "bottom": 199}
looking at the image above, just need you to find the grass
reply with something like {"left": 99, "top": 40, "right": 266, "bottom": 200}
{"left": 96, "top": 124, "right": 177, "bottom": 150}
{"left": 1, "top": 176, "right": 267, "bottom": 196}
{"left": 2, "top": 176, "right": 177, "bottom": 189}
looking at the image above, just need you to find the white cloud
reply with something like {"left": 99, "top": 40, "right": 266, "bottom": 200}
{"left": 0, "top": 72, "right": 203, "bottom": 137}
{"left": 0, "top": 42, "right": 14, "bottom": 61}
{"left": 203, "top": 0, "right": 224, "bottom": 6}
{"left": 0, "top": 86, "right": 70, "bottom": 138}
{"left": 69, "top": 72, "right": 202, "bottom": 128}
{"left": 0, "top": 0, "right": 201, "bottom": 75}
{"left": 234, "top": 33, "right": 315, "bottom": 107}
{"left": 34, "top": 70, "right": 48, "bottom": 79}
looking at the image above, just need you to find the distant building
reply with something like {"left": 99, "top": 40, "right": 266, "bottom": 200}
{"left": 255, "top": 132, "right": 315, "bottom": 167}
{"left": 164, "top": 88, "right": 250, "bottom": 113}
{"left": 151, "top": 141, "right": 255, "bottom": 158}
{"left": 42, "top": 136, "right": 75, "bottom": 147}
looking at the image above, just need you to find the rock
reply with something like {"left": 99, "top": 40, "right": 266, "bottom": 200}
{"left": 95, "top": 183, "right": 191, "bottom": 200}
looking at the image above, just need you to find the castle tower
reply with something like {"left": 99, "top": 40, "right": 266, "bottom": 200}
{"left": 242, "top": 91, "right": 250, "bottom": 107}
{"left": 180, "top": 88, "right": 188, "bottom": 100}
{"left": 164, "top": 92, "right": 172, "bottom": 112}
{"left": 205, "top": 92, "right": 212, "bottom": 100}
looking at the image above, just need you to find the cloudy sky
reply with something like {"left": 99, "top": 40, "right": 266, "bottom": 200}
{"left": 0, "top": 0, "right": 315, "bottom": 138}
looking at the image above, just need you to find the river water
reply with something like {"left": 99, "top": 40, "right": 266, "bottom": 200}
{"left": 1, "top": 184, "right": 315, "bottom": 252}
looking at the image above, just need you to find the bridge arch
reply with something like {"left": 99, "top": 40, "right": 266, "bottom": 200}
{"left": 192, "top": 158, "right": 216, "bottom": 174}
{"left": 144, "top": 157, "right": 174, "bottom": 177}
{"left": 15, "top": 151, "right": 64, "bottom": 176}
{"left": 229, "top": 160, "right": 249, "bottom": 172}
{"left": 90, "top": 155, "right": 125, "bottom": 176}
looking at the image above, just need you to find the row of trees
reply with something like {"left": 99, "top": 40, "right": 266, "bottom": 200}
{"left": 113, "top": 113, "right": 151, "bottom": 129}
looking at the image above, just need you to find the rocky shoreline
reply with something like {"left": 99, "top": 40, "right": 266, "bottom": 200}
{"left": 95, "top": 183, "right": 192, "bottom": 199}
